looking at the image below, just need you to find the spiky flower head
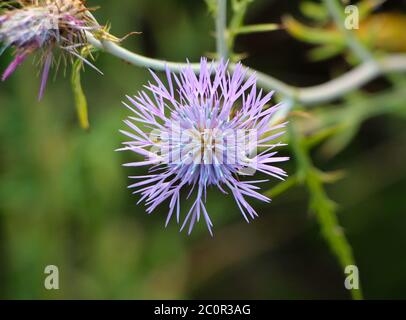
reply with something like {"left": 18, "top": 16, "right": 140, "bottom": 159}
{"left": 120, "top": 59, "right": 289, "bottom": 235}
{"left": 0, "top": 0, "right": 102, "bottom": 99}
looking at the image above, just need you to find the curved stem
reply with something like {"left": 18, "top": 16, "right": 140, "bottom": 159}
{"left": 86, "top": 31, "right": 295, "bottom": 93}
{"left": 297, "top": 56, "right": 406, "bottom": 104}
{"left": 86, "top": 32, "right": 406, "bottom": 106}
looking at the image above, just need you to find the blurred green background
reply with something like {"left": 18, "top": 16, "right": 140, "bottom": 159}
{"left": 0, "top": 0, "right": 406, "bottom": 299}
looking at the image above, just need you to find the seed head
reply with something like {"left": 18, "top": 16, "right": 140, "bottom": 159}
{"left": 0, "top": 0, "right": 102, "bottom": 99}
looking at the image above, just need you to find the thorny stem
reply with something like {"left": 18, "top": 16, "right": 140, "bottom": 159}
{"left": 288, "top": 123, "right": 363, "bottom": 300}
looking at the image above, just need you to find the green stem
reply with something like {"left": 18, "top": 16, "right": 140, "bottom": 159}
{"left": 228, "top": 0, "right": 253, "bottom": 52}
{"left": 323, "top": 0, "right": 372, "bottom": 63}
{"left": 289, "top": 123, "right": 363, "bottom": 300}
{"left": 216, "top": 0, "right": 228, "bottom": 60}
{"left": 86, "top": 32, "right": 406, "bottom": 106}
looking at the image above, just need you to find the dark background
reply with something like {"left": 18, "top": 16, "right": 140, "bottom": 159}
{"left": 0, "top": 0, "right": 405, "bottom": 299}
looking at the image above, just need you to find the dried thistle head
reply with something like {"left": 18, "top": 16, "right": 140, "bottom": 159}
{"left": 0, "top": 0, "right": 103, "bottom": 99}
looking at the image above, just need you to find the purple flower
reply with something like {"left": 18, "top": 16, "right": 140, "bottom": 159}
{"left": 120, "top": 59, "right": 288, "bottom": 235}
{"left": 0, "top": 0, "right": 102, "bottom": 99}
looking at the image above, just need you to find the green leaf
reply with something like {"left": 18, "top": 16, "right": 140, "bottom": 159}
{"left": 264, "top": 175, "right": 298, "bottom": 199}
{"left": 320, "top": 122, "right": 360, "bottom": 158}
{"left": 300, "top": 1, "right": 329, "bottom": 22}
{"left": 71, "top": 59, "right": 90, "bottom": 130}
{"left": 233, "top": 23, "right": 280, "bottom": 35}
{"left": 308, "top": 44, "right": 345, "bottom": 61}
{"left": 358, "top": 0, "right": 387, "bottom": 19}
{"left": 283, "top": 16, "right": 344, "bottom": 45}
{"left": 205, "top": 0, "right": 218, "bottom": 16}
{"left": 231, "top": 0, "right": 254, "bottom": 13}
